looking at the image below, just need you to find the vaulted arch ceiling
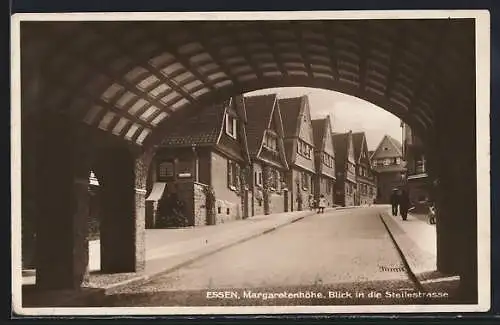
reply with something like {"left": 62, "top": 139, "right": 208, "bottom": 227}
{"left": 20, "top": 19, "right": 475, "bottom": 149}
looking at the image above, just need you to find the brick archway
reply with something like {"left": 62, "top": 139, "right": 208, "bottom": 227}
{"left": 20, "top": 19, "right": 474, "bottom": 148}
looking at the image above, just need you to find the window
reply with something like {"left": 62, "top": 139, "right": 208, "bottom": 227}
{"left": 297, "top": 140, "right": 312, "bottom": 160}
{"left": 255, "top": 170, "right": 263, "bottom": 187}
{"left": 264, "top": 131, "right": 278, "bottom": 151}
{"left": 383, "top": 158, "right": 391, "bottom": 166}
{"left": 158, "top": 161, "right": 174, "bottom": 181}
{"left": 416, "top": 155, "right": 426, "bottom": 173}
{"left": 227, "top": 160, "right": 240, "bottom": 190}
{"left": 225, "top": 114, "right": 237, "bottom": 139}
{"left": 396, "top": 157, "right": 401, "bottom": 165}
{"left": 347, "top": 162, "right": 355, "bottom": 174}
{"left": 323, "top": 153, "right": 334, "bottom": 168}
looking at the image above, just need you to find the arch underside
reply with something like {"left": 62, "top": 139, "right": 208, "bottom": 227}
{"left": 20, "top": 19, "right": 475, "bottom": 149}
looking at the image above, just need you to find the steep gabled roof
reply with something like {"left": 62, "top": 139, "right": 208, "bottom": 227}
{"left": 279, "top": 96, "right": 303, "bottom": 138}
{"left": 332, "top": 132, "right": 349, "bottom": 164}
{"left": 352, "top": 132, "right": 365, "bottom": 162}
{"left": 160, "top": 101, "right": 226, "bottom": 147}
{"left": 371, "top": 135, "right": 403, "bottom": 159}
{"left": 387, "top": 135, "right": 403, "bottom": 154}
{"left": 244, "top": 94, "right": 277, "bottom": 157}
{"left": 311, "top": 118, "right": 326, "bottom": 151}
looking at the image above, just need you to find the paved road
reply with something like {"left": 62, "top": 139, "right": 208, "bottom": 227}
{"left": 97, "top": 206, "right": 449, "bottom": 307}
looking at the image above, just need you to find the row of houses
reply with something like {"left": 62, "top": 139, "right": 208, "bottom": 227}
{"left": 145, "top": 94, "right": 378, "bottom": 228}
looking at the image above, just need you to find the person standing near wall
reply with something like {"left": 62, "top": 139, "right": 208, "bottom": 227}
{"left": 390, "top": 188, "right": 399, "bottom": 216}
{"left": 308, "top": 194, "right": 315, "bottom": 211}
{"left": 399, "top": 188, "right": 410, "bottom": 221}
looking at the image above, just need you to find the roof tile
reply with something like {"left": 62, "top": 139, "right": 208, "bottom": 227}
{"left": 278, "top": 96, "right": 303, "bottom": 138}
{"left": 160, "top": 101, "right": 226, "bottom": 147}
{"left": 244, "top": 94, "right": 277, "bottom": 156}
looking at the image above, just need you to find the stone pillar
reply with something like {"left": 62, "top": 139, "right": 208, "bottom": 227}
{"left": 133, "top": 152, "right": 151, "bottom": 271}
{"left": 34, "top": 115, "right": 90, "bottom": 290}
{"left": 454, "top": 94, "right": 478, "bottom": 303}
{"left": 433, "top": 83, "right": 477, "bottom": 302}
{"left": 97, "top": 148, "right": 149, "bottom": 273}
{"left": 433, "top": 108, "right": 461, "bottom": 275}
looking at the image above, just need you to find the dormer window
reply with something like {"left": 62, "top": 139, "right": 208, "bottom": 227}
{"left": 225, "top": 114, "right": 237, "bottom": 139}
{"left": 264, "top": 130, "right": 278, "bottom": 152}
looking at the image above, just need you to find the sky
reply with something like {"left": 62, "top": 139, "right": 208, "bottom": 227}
{"left": 245, "top": 87, "right": 402, "bottom": 151}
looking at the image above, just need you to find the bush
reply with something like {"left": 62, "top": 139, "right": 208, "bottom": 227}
{"left": 203, "top": 185, "right": 216, "bottom": 225}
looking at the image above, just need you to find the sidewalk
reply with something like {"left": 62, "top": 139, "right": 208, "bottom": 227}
{"left": 379, "top": 206, "right": 460, "bottom": 293}
{"left": 379, "top": 207, "right": 437, "bottom": 275}
{"left": 21, "top": 209, "right": 321, "bottom": 306}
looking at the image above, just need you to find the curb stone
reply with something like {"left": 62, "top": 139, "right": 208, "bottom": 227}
{"left": 101, "top": 210, "right": 317, "bottom": 294}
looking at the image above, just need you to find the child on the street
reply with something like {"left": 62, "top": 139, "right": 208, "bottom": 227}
{"left": 317, "top": 194, "right": 327, "bottom": 213}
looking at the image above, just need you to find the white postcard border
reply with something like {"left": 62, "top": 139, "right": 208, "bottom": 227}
{"left": 10, "top": 9, "right": 491, "bottom": 316}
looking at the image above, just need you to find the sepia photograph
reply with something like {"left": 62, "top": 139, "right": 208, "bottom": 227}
{"left": 10, "top": 10, "right": 490, "bottom": 316}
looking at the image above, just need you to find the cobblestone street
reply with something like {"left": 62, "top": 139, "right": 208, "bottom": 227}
{"left": 94, "top": 206, "right": 455, "bottom": 307}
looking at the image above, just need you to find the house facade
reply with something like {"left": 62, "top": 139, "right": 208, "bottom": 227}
{"left": 332, "top": 131, "right": 357, "bottom": 207}
{"left": 279, "top": 95, "right": 317, "bottom": 211}
{"left": 311, "top": 116, "right": 336, "bottom": 207}
{"left": 370, "top": 135, "right": 405, "bottom": 204}
{"left": 244, "top": 94, "right": 289, "bottom": 216}
{"left": 402, "top": 122, "right": 430, "bottom": 212}
{"left": 146, "top": 96, "right": 250, "bottom": 228}
{"left": 352, "top": 132, "right": 377, "bottom": 205}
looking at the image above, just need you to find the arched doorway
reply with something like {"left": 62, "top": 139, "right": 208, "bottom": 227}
{"left": 15, "top": 16, "right": 482, "bottom": 303}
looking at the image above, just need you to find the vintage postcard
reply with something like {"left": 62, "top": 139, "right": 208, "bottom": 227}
{"left": 10, "top": 10, "right": 490, "bottom": 316}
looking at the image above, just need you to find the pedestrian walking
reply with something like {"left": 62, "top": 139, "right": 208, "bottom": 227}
{"left": 399, "top": 189, "right": 410, "bottom": 221}
{"left": 390, "top": 188, "right": 399, "bottom": 216}
{"left": 317, "top": 194, "right": 327, "bottom": 213}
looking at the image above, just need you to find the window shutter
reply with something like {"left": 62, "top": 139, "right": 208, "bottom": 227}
{"left": 227, "top": 160, "right": 232, "bottom": 188}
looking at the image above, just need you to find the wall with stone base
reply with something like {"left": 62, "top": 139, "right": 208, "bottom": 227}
{"left": 215, "top": 199, "right": 241, "bottom": 224}
{"left": 211, "top": 151, "right": 242, "bottom": 224}
{"left": 268, "top": 192, "right": 285, "bottom": 214}
{"left": 193, "top": 182, "right": 208, "bottom": 226}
